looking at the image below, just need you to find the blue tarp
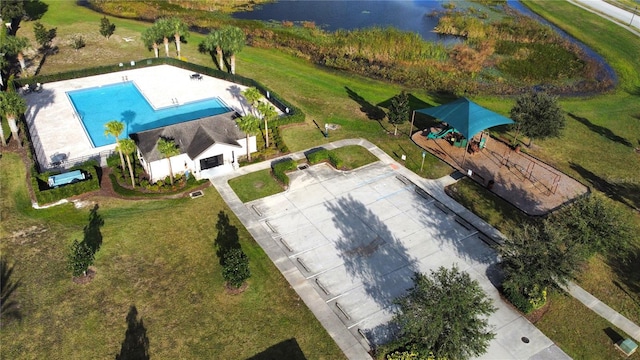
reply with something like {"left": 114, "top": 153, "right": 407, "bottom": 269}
{"left": 415, "top": 97, "right": 514, "bottom": 140}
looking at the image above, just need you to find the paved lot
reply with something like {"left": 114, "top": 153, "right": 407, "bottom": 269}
{"left": 224, "top": 157, "right": 570, "bottom": 359}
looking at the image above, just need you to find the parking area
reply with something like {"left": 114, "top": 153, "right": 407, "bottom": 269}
{"left": 238, "top": 160, "right": 568, "bottom": 359}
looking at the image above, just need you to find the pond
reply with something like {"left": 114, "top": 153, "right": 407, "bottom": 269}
{"left": 233, "top": 0, "right": 454, "bottom": 43}
{"left": 233, "top": 0, "right": 615, "bottom": 86}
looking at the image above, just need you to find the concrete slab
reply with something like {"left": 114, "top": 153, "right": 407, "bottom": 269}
{"left": 214, "top": 143, "right": 570, "bottom": 360}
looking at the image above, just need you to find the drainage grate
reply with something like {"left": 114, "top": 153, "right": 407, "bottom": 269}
{"left": 189, "top": 190, "right": 204, "bottom": 199}
{"left": 297, "top": 164, "right": 309, "bottom": 170}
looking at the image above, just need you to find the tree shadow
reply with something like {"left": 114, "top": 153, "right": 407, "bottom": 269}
{"left": 606, "top": 246, "right": 640, "bottom": 308}
{"left": 227, "top": 85, "right": 250, "bottom": 115}
{"left": 121, "top": 110, "right": 137, "bottom": 136}
{"left": 568, "top": 113, "right": 632, "bottom": 147}
{"left": 324, "top": 195, "right": 417, "bottom": 345}
{"left": 1, "top": 256, "right": 22, "bottom": 325}
{"left": 376, "top": 92, "right": 432, "bottom": 110}
{"left": 115, "top": 305, "right": 149, "bottom": 360}
{"left": 246, "top": 338, "right": 306, "bottom": 360}
{"left": 83, "top": 204, "right": 104, "bottom": 254}
{"left": 24, "top": 0, "right": 49, "bottom": 20}
{"left": 345, "top": 86, "right": 386, "bottom": 121}
{"left": 214, "top": 211, "right": 240, "bottom": 265}
{"left": 569, "top": 162, "right": 640, "bottom": 210}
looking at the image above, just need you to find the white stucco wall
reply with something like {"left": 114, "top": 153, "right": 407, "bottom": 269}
{"left": 140, "top": 135, "right": 256, "bottom": 183}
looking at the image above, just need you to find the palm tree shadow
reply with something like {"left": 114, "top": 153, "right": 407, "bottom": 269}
{"left": 246, "top": 338, "right": 306, "bottom": 360}
{"left": 121, "top": 111, "right": 137, "bottom": 136}
{"left": 345, "top": 86, "right": 386, "bottom": 121}
{"left": 1, "top": 257, "right": 22, "bottom": 324}
{"left": 227, "top": 85, "right": 250, "bottom": 115}
{"left": 84, "top": 204, "right": 104, "bottom": 254}
{"left": 568, "top": 113, "right": 632, "bottom": 147}
{"left": 214, "top": 211, "right": 241, "bottom": 265}
{"left": 115, "top": 305, "right": 149, "bottom": 360}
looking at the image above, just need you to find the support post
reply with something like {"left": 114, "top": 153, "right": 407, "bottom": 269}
{"left": 410, "top": 111, "right": 416, "bottom": 138}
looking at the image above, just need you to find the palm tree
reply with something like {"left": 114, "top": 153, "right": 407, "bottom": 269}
{"left": 117, "top": 138, "right": 137, "bottom": 188}
{"left": 0, "top": 115, "right": 7, "bottom": 146}
{"left": 156, "top": 137, "right": 180, "bottom": 185}
{"left": 219, "top": 26, "right": 245, "bottom": 74}
{"left": 155, "top": 18, "right": 172, "bottom": 57}
{"left": 236, "top": 114, "right": 260, "bottom": 161}
{"left": 167, "top": 17, "right": 189, "bottom": 58}
{"left": 0, "top": 89, "right": 26, "bottom": 147}
{"left": 1, "top": 26, "right": 29, "bottom": 85}
{"left": 257, "top": 102, "right": 277, "bottom": 148}
{"left": 242, "top": 87, "right": 261, "bottom": 116}
{"left": 104, "top": 121, "right": 126, "bottom": 174}
{"left": 200, "top": 29, "right": 224, "bottom": 70}
{"left": 142, "top": 25, "right": 162, "bottom": 58}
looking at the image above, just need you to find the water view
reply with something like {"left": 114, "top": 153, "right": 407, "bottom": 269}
{"left": 233, "top": 0, "right": 449, "bottom": 42}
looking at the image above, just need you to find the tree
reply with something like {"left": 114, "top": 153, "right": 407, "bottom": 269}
{"left": 155, "top": 18, "right": 172, "bottom": 57}
{"left": 0, "top": 0, "right": 25, "bottom": 35}
{"left": 0, "top": 89, "right": 27, "bottom": 147}
{"left": 236, "top": 114, "right": 260, "bottom": 161}
{"left": 118, "top": 138, "right": 137, "bottom": 188}
{"left": 199, "top": 29, "right": 224, "bottom": 70}
{"left": 167, "top": 17, "right": 189, "bottom": 58}
{"left": 392, "top": 266, "right": 496, "bottom": 360}
{"left": 219, "top": 26, "right": 245, "bottom": 74}
{"left": 104, "top": 120, "right": 126, "bottom": 174}
{"left": 550, "top": 195, "right": 635, "bottom": 259}
{"left": 156, "top": 137, "right": 180, "bottom": 185}
{"left": 498, "top": 222, "right": 583, "bottom": 312}
{"left": 99, "top": 16, "right": 116, "bottom": 39}
{"left": 510, "top": 91, "right": 565, "bottom": 146}
{"left": 222, "top": 248, "right": 251, "bottom": 289}
{"left": 242, "top": 87, "right": 262, "bottom": 116}
{"left": 388, "top": 91, "right": 410, "bottom": 136}
{"left": 141, "top": 24, "right": 163, "bottom": 58}
{"left": 67, "top": 240, "right": 94, "bottom": 277}
{"left": 257, "top": 102, "right": 277, "bottom": 148}
{"left": 1, "top": 26, "right": 29, "bottom": 84}
{"left": 33, "top": 21, "right": 56, "bottom": 51}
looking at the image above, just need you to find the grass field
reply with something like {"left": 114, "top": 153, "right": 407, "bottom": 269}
{"left": 229, "top": 169, "right": 284, "bottom": 203}
{"left": 0, "top": 153, "right": 344, "bottom": 359}
{"left": 2, "top": 1, "right": 640, "bottom": 359}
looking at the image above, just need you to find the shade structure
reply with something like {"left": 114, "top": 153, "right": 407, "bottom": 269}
{"left": 415, "top": 97, "right": 514, "bottom": 139}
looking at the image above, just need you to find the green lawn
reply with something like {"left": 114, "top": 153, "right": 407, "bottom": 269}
{"left": 0, "top": 153, "right": 344, "bottom": 359}
{"left": 329, "top": 145, "right": 379, "bottom": 170}
{"left": 229, "top": 169, "right": 284, "bottom": 203}
{"left": 4, "top": 1, "right": 640, "bottom": 358}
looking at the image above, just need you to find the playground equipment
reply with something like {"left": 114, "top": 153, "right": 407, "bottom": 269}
{"left": 47, "top": 170, "right": 86, "bottom": 188}
{"left": 426, "top": 127, "right": 455, "bottom": 139}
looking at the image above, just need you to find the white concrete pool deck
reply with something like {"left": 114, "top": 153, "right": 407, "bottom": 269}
{"left": 24, "top": 64, "right": 257, "bottom": 170}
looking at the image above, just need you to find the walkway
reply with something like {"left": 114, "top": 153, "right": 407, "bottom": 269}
{"left": 568, "top": 0, "right": 640, "bottom": 37}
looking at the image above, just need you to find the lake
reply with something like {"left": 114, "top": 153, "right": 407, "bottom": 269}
{"left": 233, "top": 0, "right": 452, "bottom": 42}
{"left": 233, "top": 0, "right": 615, "bottom": 85}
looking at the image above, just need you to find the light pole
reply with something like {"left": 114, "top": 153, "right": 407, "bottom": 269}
{"left": 631, "top": 6, "right": 638, "bottom": 26}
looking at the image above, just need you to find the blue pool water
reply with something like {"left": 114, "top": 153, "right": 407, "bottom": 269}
{"left": 67, "top": 82, "right": 231, "bottom": 147}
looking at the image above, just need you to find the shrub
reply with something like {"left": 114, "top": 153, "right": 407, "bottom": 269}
{"left": 271, "top": 158, "right": 297, "bottom": 186}
{"left": 67, "top": 240, "right": 94, "bottom": 277}
{"left": 328, "top": 152, "right": 344, "bottom": 169}
{"left": 306, "top": 149, "right": 329, "bottom": 164}
{"left": 222, "top": 248, "right": 251, "bottom": 289}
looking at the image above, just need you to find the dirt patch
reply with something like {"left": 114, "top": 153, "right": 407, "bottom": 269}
{"left": 72, "top": 266, "right": 97, "bottom": 285}
{"left": 525, "top": 301, "right": 551, "bottom": 324}
{"left": 254, "top": 181, "right": 264, "bottom": 189}
{"left": 224, "top": 282, "right": 249, "bottom": 295}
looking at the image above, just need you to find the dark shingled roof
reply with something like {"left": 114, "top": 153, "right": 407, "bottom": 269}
{"left": 130, "top": 111, "right": 245, "bottom": 162}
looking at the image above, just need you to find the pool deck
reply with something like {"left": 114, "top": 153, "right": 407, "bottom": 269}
{"left": 23, "top": 64, "right": 255, "bottom": 170}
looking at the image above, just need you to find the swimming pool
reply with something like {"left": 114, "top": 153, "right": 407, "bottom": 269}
{"left": 67, "top": 82, "right": 231, "bottom": 147}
